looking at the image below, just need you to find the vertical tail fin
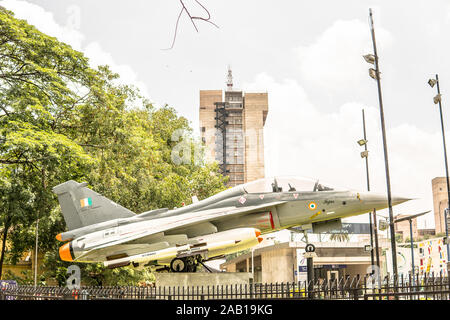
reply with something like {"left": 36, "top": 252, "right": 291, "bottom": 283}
{"left": 53, "top": 180, "right": 135, "bottom": 230}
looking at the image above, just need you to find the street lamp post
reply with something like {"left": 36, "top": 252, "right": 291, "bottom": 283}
{"left": 364, "top": 8, "right": 398, "bottom": 278}
{"left": 372, "top": 209, "right": 381, "bottom": 271}
{"left": 444, "top": 209, "right": 450, "bottom": 277}
{"left": 409, "top": 220, "right": 414, "bottom": 276}
{"left": 394, "top": 211, "right": 430, "bottom": 284}
{"left": 428, "top": 75, "right": 450, "bottom": 269}
{"left": 251, "top": 247, "right": 254, "bottom": 282}
{"left": 357, "top": 109, "right": 376, "bottom": 270}
{"left": 34, "top": 217, "right": 39, "bottom": 287}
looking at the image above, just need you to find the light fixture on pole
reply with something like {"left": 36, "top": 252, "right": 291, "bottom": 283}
{"left": 428, "top": 79, "right": 437, "bottom": 88}
{"left": 365, "top": 8, "right": 398, "bottom": 278}
{"left": 357, "top": 109, "right": 378, "bottom": 272}
{"left": 378, "top": 219, "right": 389, "bottom": 231}
{"left": 363, "top": 54, "right": 376, "bottom": 65}
{"left": 369, "top": 68, "right": 379, "bottom": 80}
{"left": 357, "top": 139, "right": 368, "bottom": 146}
{"left": 434, "top": 94, "right": 442, "bottom": 105}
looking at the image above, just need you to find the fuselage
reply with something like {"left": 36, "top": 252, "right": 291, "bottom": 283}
{"left": 59, "top": 179, "right": 408, "bottom": 267}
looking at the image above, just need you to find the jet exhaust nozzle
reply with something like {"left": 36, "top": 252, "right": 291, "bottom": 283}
{"left": 59, "top": 242, "right": 74, "bottom": 262}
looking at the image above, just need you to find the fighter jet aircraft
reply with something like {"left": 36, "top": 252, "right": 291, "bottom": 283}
{"left": 54, "top": 176, "right": 410, "bottom": 272}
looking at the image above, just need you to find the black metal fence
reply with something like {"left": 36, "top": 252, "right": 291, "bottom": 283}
{"left": 1, "top": 274, "right": 449, "bottom": 300}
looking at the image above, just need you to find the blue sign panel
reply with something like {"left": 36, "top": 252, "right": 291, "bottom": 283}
{"left": 293, "top": 223, "right": 371, "bottom": 234}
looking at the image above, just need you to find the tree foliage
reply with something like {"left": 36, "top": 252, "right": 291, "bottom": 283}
{"left": 0, "top": 8, "right": 227, "bottom": 284}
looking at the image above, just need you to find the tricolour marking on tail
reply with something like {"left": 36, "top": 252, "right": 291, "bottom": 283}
{"left": 53, "top": 180, "right": 135, "bottom": 230}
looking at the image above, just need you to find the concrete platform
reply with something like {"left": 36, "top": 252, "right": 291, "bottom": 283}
{"left": 154, "top": 272, "right": 252, "bottom": 287}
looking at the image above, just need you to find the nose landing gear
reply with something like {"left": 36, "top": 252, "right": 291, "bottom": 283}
{"left": 170, "top": 256, "right": 198, "bottom": 272}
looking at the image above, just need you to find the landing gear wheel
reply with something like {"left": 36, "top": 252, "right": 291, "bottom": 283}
{"left": 305, "top": 243, "right": 316, "bottom": 253}
{"left": 170, "top": 256, "right": 201, "bottom": 272}
{"left": 170, "top": 258, "right": 187, "bottom": 272}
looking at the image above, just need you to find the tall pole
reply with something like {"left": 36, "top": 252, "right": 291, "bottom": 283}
{"left": 362, "top": 109, "right": 375, "bottom": 269}
{"left": 369, "top": 8, "right": 397, "bottom": 278}
{"left": 445, "top": 209, "right": 449, "bottom": 275}
{"left": 34, "top": 168, "right": 46, "bottom": 287}
{"left": 409, "top": 219, "right": 415, "bottom": 279}
{"left": 373, "top": 209, "right": 381, "bottom": 270}
{"left": 362, "top": 110, "right": 370, "bottom": 192}
{"left": 251, "top": 248, "right": 254, "bottom": 282}
{"left": 435, "top": 74, "right": 450, "bottom": 265}
{"left": 395, "top": 211, "right": 429, "bottom": 281}
{"left": 34, "top": 217, "right": 39, "bottom": 287}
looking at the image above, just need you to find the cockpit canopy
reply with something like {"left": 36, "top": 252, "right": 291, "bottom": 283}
{"left": 243, "top": 176, "right": 337, "bottom": 193}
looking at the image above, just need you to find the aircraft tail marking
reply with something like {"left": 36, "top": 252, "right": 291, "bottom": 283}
{"left": 53, "top": 180, "right": 135, "bottom": 230}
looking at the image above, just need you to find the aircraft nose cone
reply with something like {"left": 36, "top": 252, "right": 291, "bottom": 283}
{"left": 359, "top": 192, "right": 411, "bottom": 211}
{"left": 391, "top": 195, "right": 412, "bottom": 206}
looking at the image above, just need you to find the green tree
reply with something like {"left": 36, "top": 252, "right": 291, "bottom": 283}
{"left": 0, "top": 172, "right": 34, "bottom": 277}
{"left": 0, "top": 8, "right": 227, "bottom": 284}
{"left": 0, "top": 7, "right": 96, "bottom": 278}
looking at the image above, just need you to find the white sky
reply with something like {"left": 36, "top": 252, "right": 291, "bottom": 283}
{"left": 4, "top": 0, "right": 450, "bottom": 229}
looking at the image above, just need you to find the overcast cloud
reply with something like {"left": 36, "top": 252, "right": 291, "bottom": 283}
{"left": 3, "top": 0, "right": 450, "bottom": 229}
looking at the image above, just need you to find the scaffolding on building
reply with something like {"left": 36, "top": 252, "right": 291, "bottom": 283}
{"left": 214, "top": 88, "right": 245, "bottom": 187}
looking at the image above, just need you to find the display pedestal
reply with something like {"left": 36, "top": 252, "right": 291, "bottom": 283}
{"left": 154, "top": 272, "right": 252, "bottom": 287}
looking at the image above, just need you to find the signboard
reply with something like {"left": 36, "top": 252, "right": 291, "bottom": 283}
{"left": 296, "top": 248, "right": 307, "bottom": 282}
{"left": 0, "top": 280, "right": 17, "bottom": 300}
{"left": 418, "top": 238, "right": 448, "bottom": 276}
{"left": 447, "top": 214, "right": 450, "bottom": 235}
{"left": 0, "top": 280, "right": 17, "bottom": 288}
{"left": 292, "top": 223, "right": 372, "bottom": 234}
{"left": 386, "top": 247, "right": 417, "bottom": 277}
{"left": 314, "top": 265, "right": 347, "bottom": 269}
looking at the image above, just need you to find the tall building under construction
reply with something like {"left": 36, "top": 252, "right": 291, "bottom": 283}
{"left": 199, "top": 68, "right": 268, "bottom": 187}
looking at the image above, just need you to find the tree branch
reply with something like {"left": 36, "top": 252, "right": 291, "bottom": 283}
{"left": 164, "top": 0, "right": 219, "bottom": 50}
